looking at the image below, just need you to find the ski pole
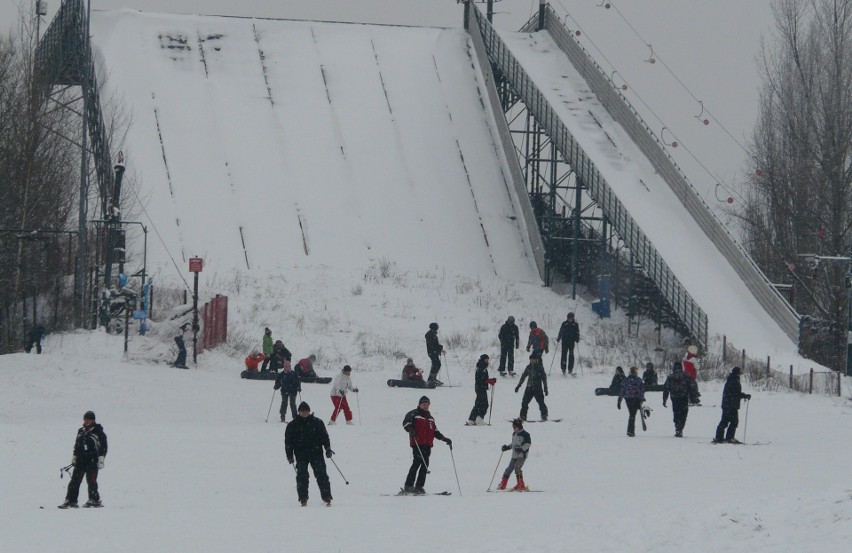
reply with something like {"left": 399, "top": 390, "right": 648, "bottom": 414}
{"left": 356, "top": 391, "right": 361, "bottom": 425}
{"left": 265, "top": 388, "right": 276, "bottom": 423}
{"left": 486, "top": 450, "right": 505, "bottom": 492}
{"left": 413, "top": 439, "right": 431, "bottom": 474}
{"left": 743, "top": 397, "right": 750, "bottom": 444}
{"left": 60, "top": 464, "right": 73, "bottom": 479}
{"left": 329, "top": 456, "right": 350, "bottom": 485}
{"left": 487, "top": 382, "right": 495, "bottom": 426}
{"left": 444, "top": 351, "right": 452, "bottom": 386}
{"left": 449, "top": 445, "right": 462, "bottom": 496}
{"left": 547, "top": 348, "right": 557, "bottom": 376}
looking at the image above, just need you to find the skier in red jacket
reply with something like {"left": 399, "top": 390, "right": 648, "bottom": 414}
{"left": 401, "top": 396, "right": 452, "bottom": 494}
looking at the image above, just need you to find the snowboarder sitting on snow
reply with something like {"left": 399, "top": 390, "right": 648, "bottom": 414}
{"left": 402, "top": 396, "right": 452, "bottom": 495}
{"left": 526, "top": 321, "right": 549, "bottom": 359}
{"left": 274, "top": 362, "right": 301, "bottom": 422}
{"left": 466, "top": 354, "right": 497, "bottom": 425}
{"left": 295, "top": 354, "right": 318, "bottom": 378}
{"left": 642, "top": 362, "right": 658, "bottom": 387}
{"left": 59, "top": 411, "right": 108, "bottom": 509}
{"left": 498, "top": 316, "right": 520, "bottom": 376}
{"left": 609, "top": 366, "right": 625, "bottom": 393}
{"left": 425, "top": 322, "right": 445, "bottom": 385}
{"left": 713, "top": 366, "right": 751, "bottom": 444}
{"left": 618, "top": 367, "right": 646, "bottom": 437}
{"left": 285, "top": 402, "right": 334, "bottom": 506}
{"left": 556, "top": 312, "right": 580, "bottom": 375}
{"left": 497, "top": 418, "right": 531, "bottom": 491}
{"left": 662, "top": 361, "right": 695, "bottom": 438}
{"left": 402, "top": 358, "right": 424, "bottom": 382}
{"left": 261, "top": 327, "right": 273, "bottom": 371}
{"left": 244, "top": 352, "right": 266, "bottom": 373}
{"left": 515, "top": 353, "right": 548, "bottom": 421}
{"left": 268, "top": 340, "right": 292, "bottom": 372}
{"left": 329, "top": 365, "right": 358, "bottom": 425}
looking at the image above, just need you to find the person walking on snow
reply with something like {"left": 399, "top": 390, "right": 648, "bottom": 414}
{"left": 274, "top": 361, "right": 301, "bottom": 422}
{"left": 556, "top": 312, "right": 580, "bottom": 375}
{"left": 58, "top": 411, "right": 108, "bottom": 508}
{"left": 402, "top": 396, "right": 452, "bottom": 494}
{"left": 516, "top": 353, "right": 548, "bottom": 421}
{"left": 497, "top": 418, "right": 531, "bottom": 491}
{"left": 662, "top": 362, "right": 693, "bottom": 437}
{"left": 425, "top": 322, "right": 444, "bottom": 385}
{"left": 618, "top": 367, "right": 646, "bottom": 437}
{"left": 525, "top": 321, "right": 549, "bottom": 359}
{"left": 713, "top": 367, "right": 751, "bottom": 444}
{"left": 261, "top": 327, "right": 273, "bottom": 371}
{"left": 466, "top": 354, "right": 496, "bottom": 425}
{"left": 498, "top": 316, "right": 520, "bottom": 376}
{"left": 285, "top": 402, "right": 334, "bottom": 506}
{"left": 329, "top": 365, "right": 358, "bottom": 425}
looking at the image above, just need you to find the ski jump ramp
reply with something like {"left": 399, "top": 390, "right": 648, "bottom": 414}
{"left": 91, "top": 7, "right": 800, "bottom": 362}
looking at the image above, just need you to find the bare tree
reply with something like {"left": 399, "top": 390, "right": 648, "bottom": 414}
{"left": 739, "top": 0, "right": 852, "bottom": 369}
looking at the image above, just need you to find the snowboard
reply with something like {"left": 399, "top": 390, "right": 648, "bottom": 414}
{"left": 387, "top": 379, "right": 437, "bottom": 389}
{"left": 300, "top": 376, "right": 332, "bottom": 384}
{"left": 509, "top": 419, "right": 562, "bottom": 423}
{"left": 241, "top": 370, "right": 277, "bottom": 380}
{"left": 383, "top": 489, "right": 451, "bottom": 496}
{"left": 487, "top": 489, "right": 544, "bottom": 493}
{"left": 594, "top": 388, "right": 619, "bottom": 396}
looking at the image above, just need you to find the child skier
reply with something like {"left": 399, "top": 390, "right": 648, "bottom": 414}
{"left": 329, "top": 365, "right": 358, "bottom": 425}
{"left": 497, "top": 418, "right": 531, "bottom": 491}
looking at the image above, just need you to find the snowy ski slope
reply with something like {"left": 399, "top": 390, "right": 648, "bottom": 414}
{"left": 90, "top": 10, "right": 538, "bottom": 280}
{"left": 497, "top": 29, "right": 800, "bottom": 363}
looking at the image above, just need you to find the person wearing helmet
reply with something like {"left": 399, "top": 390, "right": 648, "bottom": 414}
{"left": 497, "top": 316, "right": 520, "bottom": 377}
{"left": 424, "top": 323, "right": 444, "bottom": 385}
{"left": 525, "top": 321, "right": 549, "bottom": 358}
{"left": 466, "top": 354, "right": 497, "bottom": 425}
{"left": 402, "top": 358, "right": 424, "bottom": 382}
{"left": 556, "top": 312, "right": 580, "bottom": 375}
{"left": 58, "top": 411, "right": 108, "bottom": 509}
{"left": 497, "top": 418, "right": 531, "bottom": 491}
{"left": 515, "top": 353, "right": 549, "bottom": 421}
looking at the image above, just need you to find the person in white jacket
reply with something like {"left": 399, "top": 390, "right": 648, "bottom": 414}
{"left": 329, "top": 365, "right": 358, "bottom": 425}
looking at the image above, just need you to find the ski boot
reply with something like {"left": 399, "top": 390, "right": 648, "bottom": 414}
{"left": 499, "top": 371, "right": 506, "bottom": 377}
{"left": 83, "top": 499, "right": 102, "bottom": 508}
{"left": 412, "top": 487, "right": 426, "bottom": 496}
{"left": 280, "top": 415, "right": 286, "bottom": 423}
{"left": 57, "top": 501, "right": 78, "bottom": 509}
{"left": 346, "top": 421, "right": 354, "bottom": 426}
{"left": 675, "top": 430, "right": 683, "bottom": 438}
{"left": 726, "top": 438, "right": 742, "bottom": 444}
{"left": 497, "top": 476, "right": 509, "bottom": 490}
{"left": 512, "top": 476, "right": 527, "bottom": 491}
{"left": 299, "top": 499, "right": 308, "bottom": 507}
{"left": 327, "top": 420, "right": 336, "bottom": 425}
{"left": 465, "top": 420, "right": 476, "bottom": 426}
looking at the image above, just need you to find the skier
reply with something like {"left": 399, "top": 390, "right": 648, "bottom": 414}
{"left": 402, "top": 396, "right": 452, "bottom": 494}
{"left": 261, "top": 327, "right": 273, "bottom": 371}
{"left": 269, "top": 340, "right": 292, "bottom": 372}
{"left": 295, "top": 354, "right": 318, "bottom": 378}
{"left": 662, "top": 361, "right": 693, "bottom": 437}
{"left": 497, "top": 418, "right": 531, "bottom": 491}
{"left": 425, "top": 322, "right": 444, "bottom": 385}
{"left": 525, "top": 321, "right": 549, "bottom": 359}
{"left": 642, "top": 362, "right": 658, "bottom": 387}
{"left": 244, "top": 351, "right": 266, "bottom": 373}
{"left": 25, "top": 322, "right": 45, "bottom": 354}
{"left": 515, "top": 353, "right": 548, "bottom": 421}
{"left": 173, "top": 322, "right": 192, "bottom": 368}
{"left": 329, "top": 365, "right": 358, "bottom": 425}
{"left": 713, "top": 366, "right": 752, "bottom": 444}
{"left": 617, "top": 367, "right": 646, "bottom": 437}
{"left": 402, "top": 358, "right": 424, "bottom": 382}
{"left": 274, "top": 361, "right": 301, "bottom": 423}
{"left": 284, "top": 402, "right": 334, "bottom": 506}
{"left": 556, "top": 312, "right": 580, "bottom": 375}
{"left": 609, "top": 366, "right": 626, "bottom": 393}
{"left": 682, "top": 345, "right": 702, "bottom": 405}
{"left": 497, "top": 316, "right": 520, "bottom": 377}
{"left": 58, "top": 411, "right": 108, "bottom": 509}
{"left": 466, "top": 354, "right": 496, "bottom": 425}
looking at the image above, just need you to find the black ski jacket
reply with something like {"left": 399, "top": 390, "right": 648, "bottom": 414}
{"left": 425, "top": 329, "right": 443, "bottom": 357}
{"left": 285, "top": 414, "right": 330, "bottom": 462}
{"left": 518, "top": 363, "right": 548, "bottom": 393}
{"left": 274, "top": 370, "right": 301, "bottom": 394}
{"left": 642, "top": 369, "right": 658, "bottom": 386}
{"left": 474, "top": 360, "right": 490, "bottom": 393}
{"left": 662, "top": 370, "right": 691, "bottom": 402}
{"left": 721, "top": 373, "right": 748, "bottom": 410}
{"left": 72, "top": 423, "right": 108, "bottom": 466}
{"left": 557, "top": 320, "right": 580, "bottom": 345}
{"left": 498, "top": 322, "right": 519, "bottom": 347}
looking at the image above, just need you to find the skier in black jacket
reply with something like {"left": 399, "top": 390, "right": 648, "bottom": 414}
{"left": 713, "top": 367, "right": 751, "bottom": 443}
{"left": 425, "top": 322, "right": 444, "bottom": 385}
{"left": 59, "top": 411, "right": 108, "bottom": 508}
{"left": 274, "top": 362, "right": 302, "bottom": 423}
{"left": 284, "top": 402, "right": 333, "bottom": 506}
{"left": 466, "top": 354, "right": 497, "bottom": 425}
{"left": 662, "top": 362, "right": 693, "bottom": 437}
{"left": 497, "top": 316, "right": 520, "bottom": 376}
{"left": 556, "top": 313, "right": 580, "bottom": 375}
{"left": 515, "top": 354, "right": 548, "bottom": 421}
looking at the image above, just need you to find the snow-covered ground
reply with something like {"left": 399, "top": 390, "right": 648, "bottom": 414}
{"left": 2, "top": 329, "right": 850, "bottom": 552}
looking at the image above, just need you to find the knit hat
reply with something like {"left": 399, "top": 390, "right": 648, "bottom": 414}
{"left": 567, "top": 312, "right": 574, "bottom": 319}
{"left": 418, "top": 396, "right": 431, "bottom": 405}
{"left": 671, "top": 361, "right": 683, "bottom": 372}
{"left": 645, "top": 362, "right": 654, "bottom": 370}
{"left": 83, "top": 411, "right": 96, "bottom": 421}
{"left": 298, "top": 401, "right": 311, "bottom": 412}
{"left": 731, "top": 366, "right": 742, "bottom": 375}
{"left": 507, "top": 316, "right": 515, "bottom": 323}
{"left": 529, "top": 353, "right": 539, "bottom": 360}
{"left": 479, "top": 354, "right": 490, "bottom": 361}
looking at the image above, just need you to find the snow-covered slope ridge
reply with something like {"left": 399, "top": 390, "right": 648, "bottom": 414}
{"left": 90, "top": 10, "right": 538, "bottom": 280}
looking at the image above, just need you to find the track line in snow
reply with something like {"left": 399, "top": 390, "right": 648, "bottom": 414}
{"left": 295, "top": 205, "right": 310, "bottom": 256}
{"left": 238, "top": 226, "right": 251, "bottom": 270}
{"left": 312, "top": 26, "right": 348, "bottom": 160}
{"left": 456, "top": 139, "right": 497, "bottom": 276}
{"left": 253, "top": 24, "right": 275, "bottom": 106}
{"left": 196, "top": 31, "right": 209, "bottom": 78}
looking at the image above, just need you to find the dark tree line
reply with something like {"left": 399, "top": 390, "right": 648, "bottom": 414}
{"left": 739, "top": 0, "right": 852, "bottom": 369}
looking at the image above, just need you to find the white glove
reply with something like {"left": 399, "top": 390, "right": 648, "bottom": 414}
{"left": 97, "top": 456, "right": 105, "bottom": 470}
{"left": 72, "top": 455, "right": 77, "bottom": 466}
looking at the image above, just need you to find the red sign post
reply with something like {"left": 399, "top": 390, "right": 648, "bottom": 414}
{"left": 189, "top": 257, "right": 203, "bottom": 273}
{"left": 188, "top": 257, "right": 203, "bottom": 366}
